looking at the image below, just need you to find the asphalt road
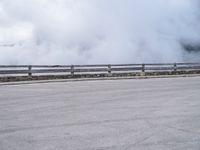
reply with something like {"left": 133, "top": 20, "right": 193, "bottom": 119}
{"left": 0, "top": 77, "right": 200, "bottom": 150}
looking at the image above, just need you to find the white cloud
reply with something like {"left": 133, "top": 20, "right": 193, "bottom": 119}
{"left": 0, "top": 0, "right": 199, "bottom": 64}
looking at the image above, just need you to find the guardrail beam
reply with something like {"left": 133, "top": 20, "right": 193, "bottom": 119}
{"left": 0, "top": 63, "right": 199, "bottom": 79}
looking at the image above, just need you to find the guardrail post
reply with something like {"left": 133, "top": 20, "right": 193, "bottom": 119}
{"left": 28, "top": 65, "right": 32, "bottom": 78}
{"left": 108, "top": 65, "right": 111, "bottom": 76}
{"left": 141, "top": 64, "right": 145, "bottom": 76}
{"left": 142, "top": 64, "right": 145, "bottom": 72}
{"left": 71, "top": 65, "right": 74, "bottom": 76}
{"left": 174, "top": 63, "right": 177, "bottom": 72}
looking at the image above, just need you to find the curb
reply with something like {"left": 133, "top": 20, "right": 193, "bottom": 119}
{"left": 0, "top": 74, "right": 200, "bottom": 86}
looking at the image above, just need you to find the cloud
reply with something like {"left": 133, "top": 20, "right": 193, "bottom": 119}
{"left": 0, "top": 0, "right": 200, "bottom": 64}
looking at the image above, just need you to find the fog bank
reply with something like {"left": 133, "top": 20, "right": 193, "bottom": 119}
{"left": 0, "top": 0, "right": 200, "bottom": 64}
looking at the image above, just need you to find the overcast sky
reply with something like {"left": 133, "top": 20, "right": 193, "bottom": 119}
{"left": 0, "top": 0, "right": 200, "bottom": 64}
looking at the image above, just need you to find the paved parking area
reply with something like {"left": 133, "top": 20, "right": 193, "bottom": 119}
{"left": 0, "top": 77, "right": 200, "bottom": 150}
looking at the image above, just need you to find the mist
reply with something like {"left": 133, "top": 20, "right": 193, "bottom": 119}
{"left": 0, "top": 0, "right": 200, "bottom": 65}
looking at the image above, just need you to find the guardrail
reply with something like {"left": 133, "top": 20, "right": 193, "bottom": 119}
{"left": 0, "top": 63, "right": 200, "bottom": 81}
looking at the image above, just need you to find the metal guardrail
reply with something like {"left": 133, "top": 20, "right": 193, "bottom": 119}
{"left": 0, "top": 63, "right": 200, "bottom": 78}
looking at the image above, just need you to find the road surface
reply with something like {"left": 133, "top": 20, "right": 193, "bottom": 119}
{"left": 0, "top": 77, "right": 200, "bottom": 150}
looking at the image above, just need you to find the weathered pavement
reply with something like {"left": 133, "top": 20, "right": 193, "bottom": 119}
{"left": 0, "top": 77, "right": 200, "bottom": 150}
